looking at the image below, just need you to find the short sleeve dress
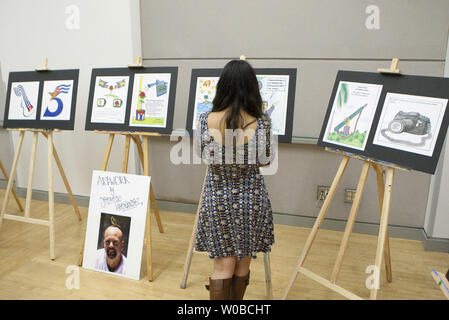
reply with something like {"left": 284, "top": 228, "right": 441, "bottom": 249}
{"left": 194, "top": 112, "right": 275, "bottom": 260}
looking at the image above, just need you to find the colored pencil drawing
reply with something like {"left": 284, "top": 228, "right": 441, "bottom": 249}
{"left": 7, "top": 81, "right": 40, "bottom": 120}
{"left": 373, "top": 93, "right": 448, "bottom": 157}
{"left": 257, "top": 75, "right": 289, "bottom": 135}
{"left": 323, "top": 81, "right": 383, "bottom": 151}
{"left": 91, "top": 76, "right": 129, "bottom": 124}
{"left": 40, "top": 80, "right": 74, "bottom": 121}
{"left": 129, "top": 73, "right": 171, "bottom": 128}
{"left": 192, "top": 77, "right": 218, "bottom": 130}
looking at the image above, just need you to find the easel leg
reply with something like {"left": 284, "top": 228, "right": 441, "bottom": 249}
{"left": 330, "top": 161, "right": 370, "bottom": 283}
{"left": 282, "top": 155, "right": 350, "bottom": 299}
{"left": 0, "top": 159, "right": 23, "bottom": 212}
{"left": 0, "top": 131, "right": 25, "bottom": 228}
{"left": 41, "top": 132, "right": 81, "bottom": 221}
{"left": 24, "top": 132, "right": 38, "bottom": 218}
{"left": 264, "top": 252, "right": 273, "bottom": 300}
{"left": 135, "top": 135, "right": 164, "bottom": 233}
{"left": 47, "top": 131, "right": 55, "bottom": 260}
{"left": 370, "top": 167, "right": 395, "bottom": 300}
{"left": 122, "top": 135, "right": 131, "bottom": 173}
{"left": 78, "top": 133, "right": 115, "bottom": 266}
{"left": 143, "top": 136, "right": 153, "bottom": 281}
{"left": 180, "top": 168, "right": 208, "bottom": 289}
{"left": 372, "top": 163, "right": 392, "bottom": 282}
{"left": 102, "top": 133, "right": 115, "bottom": 171}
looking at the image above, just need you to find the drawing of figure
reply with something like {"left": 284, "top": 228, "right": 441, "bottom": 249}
{"left": 13, "top": 85, "right": 35, "bottom": 117}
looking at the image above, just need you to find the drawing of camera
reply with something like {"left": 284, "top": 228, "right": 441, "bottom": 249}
{"left": 388, "top": 111, "right": 431, "bottom": 135}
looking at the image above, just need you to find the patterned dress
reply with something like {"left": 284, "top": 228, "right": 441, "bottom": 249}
{"left": 195, "top": 112, "right": 275, "bottom": 260}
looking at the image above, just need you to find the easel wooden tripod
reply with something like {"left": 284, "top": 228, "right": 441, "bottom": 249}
{"left": 0, "top": 159, "right": 24, "bottom": 212}
{"left": 0, "top": 129, "right": 82, "bottom": 260}
{"left": 283, "top": 59, "right": 403, "bottom": 300}
{"left": 282, "top": 152, "right": 403, "bottom": 300}
{"left": 78, "top": 130, "right": 164, "bottom": 281}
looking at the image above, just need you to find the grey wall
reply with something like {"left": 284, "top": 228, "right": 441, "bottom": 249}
{"left": 0, "top": 0, "right": 141, "bottom": 196}
{"left": 140, "top": 0, "right": 449, "bottom": 230}
{"left": 424, "top": 32, "right": 449, "bottom": 240}
{"left": 0, "top": 62, "right": 15, "bottom": 181}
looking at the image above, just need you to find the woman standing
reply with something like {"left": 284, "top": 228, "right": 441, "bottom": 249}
{"left": 195, "top": 59, "right": 275, "bottom": 300}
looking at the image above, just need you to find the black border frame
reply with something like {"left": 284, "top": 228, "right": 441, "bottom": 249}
{"left": 85, "top": 67, "right": 178, "bottom": 134}
{"left": 3, "top": 69, "right": 79, "bottom": 130}
{"left": 185, "top": 68, "right": 297, "bottom": 143}
{"left": 317, "top": 71, "right": 449, "bottom": 174}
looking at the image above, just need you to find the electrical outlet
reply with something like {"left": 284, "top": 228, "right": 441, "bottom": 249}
{"left": 317, "top": 186, "right": 330, "bottom": 201}
{"left": 344, "top": 189, "right": 356, "bottom": 203}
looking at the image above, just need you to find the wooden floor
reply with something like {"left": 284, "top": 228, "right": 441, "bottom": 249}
{"left": 0, "top": 188, "right": 447, "bottom": 300}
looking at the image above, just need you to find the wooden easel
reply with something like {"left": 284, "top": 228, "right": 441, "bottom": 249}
{"left": 78, "top": 131, "right": 165, "bottom": 281}
{"left": 0, "top": 59, "right": 81, "bottom": 260}
{"left": 0, "top": 159, "right": 24, "bottom": 212}
{"left": 283, "top": 59, "right": 403, "bottom": 300}
{"left": 78, "top": 57, "right": 165, "bottom": 281}
{"left": 0, "top": 129, "right": 82, "bottom": 260}
{"left": 180, "top": 54, "right": 272, "bottom": 299}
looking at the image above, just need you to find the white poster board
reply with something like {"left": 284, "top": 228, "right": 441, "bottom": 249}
{"left": 373, "top": 93, "right": 448, "bottom": 157}
{"left": 129, "top": 73, "right": 172, "bottom": 128}
{"left": 82, "top": 170, "right": 150, "bottom": 280}
{"left": 322, "top": 81, "right": 383, "bottom": 151}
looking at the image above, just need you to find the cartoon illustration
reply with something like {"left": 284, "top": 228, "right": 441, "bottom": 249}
{"left": 380, "top": 111, "right": 431, "bottom": 147}
{"left": 13, "top": 85, "right": 35, "bottom": 117}
{"left": 97, "top": 78, "right": 126, "bottom": 108}
{"left": 136, "top": 90, "right": 146, "bottom": 121}
{"left": 147, "top": 80, "right": 168, "bottom": 97}
{"left": 323, "top": 81, "right": 382, "bottom": 151}
{"left": 192, "top": 77, "right": 218, "bottom": 130}
{"left": 372, "top": 92, "right": 447, "bottom": 157}
{"left": 90, "top": 76, "right": 130, "bottom": 124}
{"left": 129, "top": 73, "right": 171, "bottom": 127}
{"left": 43, "top": 84, "right": 71, "bottom": 117}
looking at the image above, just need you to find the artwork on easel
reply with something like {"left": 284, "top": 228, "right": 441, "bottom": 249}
{"left": 90, "top": 76, "right": 130, "bottom": 124}
{"left": 372, "top": 93, "right": 448, "bottom": 157}
{"left": 3, "top": 69, "right": 79, "bottom": 130}
{"left": 318, "top": 70, "right": 449, "bottom": 174}
{"left": 85, "top": 67, "right": 178, "bottom": 134}
{"left": 129, "top": 73, "right": 172, "bottom": 128}
{"left": 192, "top": 76, "right": 219, "bottom": 131}
{"left": 322, "top": 81, "right": 383, "bottom": 151}
{"left": 186, "top": 68, "right": 297, "bottom": 143}
{"left": 257, "top": 74, "right": 291, "bottom": 136}
{"left": 40, "top": 80, "right": 74, "bottom": 121}
{"left": 7, "top": 81, "right": 40, "bottom": 120}
{"left": 82, "top": 170, "right": 150, "bottom": 280}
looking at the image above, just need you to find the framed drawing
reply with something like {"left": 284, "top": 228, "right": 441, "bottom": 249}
{"left": 318, "top": 71, "right": 449, "bottom": 174}
{"left": 85, "top": 67, "right": 178, "bottom": 134}
{"left": 3, "top": 69, "right": 79, "bottom": 130}
{"left": 321, "top": 81, "right": 382, "bottom": 151}
{"left": 372, "top": 93, "right": 447, "bottom": 157}
{"left": 82, "top": 170, "right": 151, "bottom": 280}
{"left": 186, "top": 68, "right": 297, "bottom": 143}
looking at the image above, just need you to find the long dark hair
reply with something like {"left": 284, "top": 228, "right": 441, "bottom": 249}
{"left": 212, "top": 60, "right": 264, "bottom": 130}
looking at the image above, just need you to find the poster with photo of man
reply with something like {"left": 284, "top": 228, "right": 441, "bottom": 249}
{"left": 82, "top": 171, "right": 150, "bottom": 280}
